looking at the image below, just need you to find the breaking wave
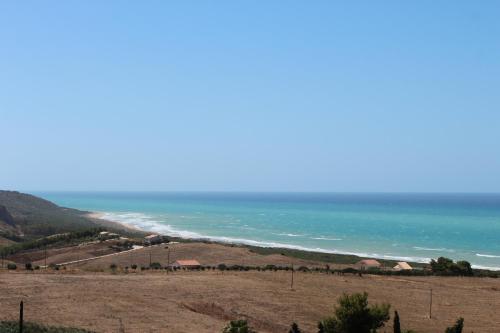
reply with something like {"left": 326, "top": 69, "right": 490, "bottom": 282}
{"left": 95, "top": 211, "right": 500, "bottom": 270}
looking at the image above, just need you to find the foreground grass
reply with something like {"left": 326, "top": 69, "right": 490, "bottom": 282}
{"left": 0, "top": 321, "right": 95, "bottom": 333}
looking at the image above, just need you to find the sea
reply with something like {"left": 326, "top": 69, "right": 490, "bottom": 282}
{"left": 36, "top": 192, "right": 500, "bottom": 270}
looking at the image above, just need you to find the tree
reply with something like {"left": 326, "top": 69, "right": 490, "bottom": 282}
{"left": 445, "top": 318, "right": 464, "bottom": 333}
{"left": 319, "top": 292, "right": 390, "bottom": 333}
{"left": 289, "top": 322, "right": 301, "bottom": 333}
{"left": 317, "top": 322, "right": 325, "bottom": 333}
{"left": 393, "top": 311, "right": 401, "bottom": 333}
{"left": 430, "top": 257, "right": 473, "bottom": 276}
{"left": 222, "top": 320, "right": 255, "bottom": 333}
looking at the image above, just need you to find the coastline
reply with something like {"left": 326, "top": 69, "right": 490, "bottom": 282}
{"left": 85, "top": 212, "right": 148, "bottom": 235}
{"left": 88, "top": 210, "right": 426, "bottom": 268}
{"left": 87, "top": 210, "right": 500, "bottom": 271}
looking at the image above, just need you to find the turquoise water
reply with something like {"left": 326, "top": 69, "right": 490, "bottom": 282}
{"left": 36, "top": 192, "right": 500, "bottom": 270}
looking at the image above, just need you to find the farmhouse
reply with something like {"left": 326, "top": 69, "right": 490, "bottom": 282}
{"left": 98, "top": 231, "right": 119, "bottom": 240}
{"left": 356, "top": 259, "right": 382, "bottom": 270}
{"left": 144, "top": 234, "right": 162, "bottom": 245}
{"left": 172, "top": 260, "right": 201, "bottom": 269}
{"left": 393, "top": 261, "right": 413, "bottom": 271}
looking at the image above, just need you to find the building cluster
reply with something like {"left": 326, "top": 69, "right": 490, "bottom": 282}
{"left": 355, "top": 259, "right": 415, "bottom": 271}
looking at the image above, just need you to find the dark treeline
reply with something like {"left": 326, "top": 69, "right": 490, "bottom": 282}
{"left": 0, "top": 228, "right": 105, "bottom": 257}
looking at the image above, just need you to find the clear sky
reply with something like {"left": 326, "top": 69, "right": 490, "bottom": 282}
{"left": 1, "top": 1, "right": 499, "bottom": 192}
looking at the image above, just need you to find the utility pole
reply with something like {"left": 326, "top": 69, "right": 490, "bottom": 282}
{"left": 44, "top": 246, "right": 47, "bottom": 268}
{"left": 19, "top": 301, "right": 24, "bottom": 333}
{"left": 166, "top": 246, "right": 170, "bottom": 274}
{"left": 149, "top": 248, "right": 152, "bottom": 267}
{"left": 290, "top": 262, "right": 294, "bottom": 290}
{"left": 429, "top": 288, "right": 433, "bottom": 319}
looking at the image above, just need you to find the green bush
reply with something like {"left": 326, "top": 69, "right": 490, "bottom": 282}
{"left": 445, "top": 318, "right": 464, "bottom": 333}
{"left": 222, "top": 319, "right": 255, "bottom": 333}
{"left": 430, "top": 257, "right": 472, "bottom": 276}
{"left": 7, "top": 263, "right": 17, "bottom": 270}
{"left": 319, "top": 292, "right": 390, "bottom": 333}
{"left": 25, "top": 262, "right": 33, "bottom": 270}
{"left": 289, "top": 322, "right": 301, "bottom": 333}
{"left": 150, "top": 262, "right": 162, "bottom": 269}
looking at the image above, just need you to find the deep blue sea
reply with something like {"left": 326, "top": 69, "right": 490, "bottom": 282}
{"left": 36, "top": 192, "right": 500, "bottom": 270}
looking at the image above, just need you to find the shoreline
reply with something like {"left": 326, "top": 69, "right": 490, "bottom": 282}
{"left": 85, "top": 212, "right": 148, "bottom": 235}
{"left": 89, "top": 210, "right": 500, "bottom": 271}
{"left": 88, "top": 211, "right": 427, "bottom": 268}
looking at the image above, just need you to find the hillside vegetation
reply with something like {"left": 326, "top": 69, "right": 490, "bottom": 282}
{"left": 0, "top": 191, "right": 98, "bottom": 241}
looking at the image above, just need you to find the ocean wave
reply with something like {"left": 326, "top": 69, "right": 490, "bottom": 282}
{"left": 276, "top": 233, "right": 304, "bottom": 237}
{"left": 312, "top": 237, "right": 343, "bottom": 241}
{"left": 476, "top": 253, "right": 500, "bottom": 258}
{"left": 413, "top": 246, "right": 455, "bottom": 253}
{"left": 95, "top": 211, "right": 500, "bottom": 271}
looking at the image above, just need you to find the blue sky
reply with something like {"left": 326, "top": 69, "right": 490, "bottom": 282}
{"left": 1, "top": 1, "right": 499, "bottom": 192}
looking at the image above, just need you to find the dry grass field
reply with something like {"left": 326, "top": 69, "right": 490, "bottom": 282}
{"left": 70, "top": 242, "right": 325, "bottom": 271}
{"left": 1, "top": 242, "right": 500, "bottom": 332}
{"left": 1, "top": 270, "right": 500, "bottom": 333}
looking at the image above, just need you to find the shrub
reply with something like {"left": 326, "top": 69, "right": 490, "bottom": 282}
{"left": 7, "top": 263, "right": 17, "bottom": 270}
{"left": 222, "top": 319, "right": 255, "bottom": 333}
{"left": 289, "top": 322, "right": 302, "bottom": 333}
{"left": 430, "top": 257, "right": 473, "bottom": 276}
{"left": 110, "top": 263, "right": 117, "bottom": 271}
{"left": 342, "top": 267, "right": 358, "bottom": 274}
{"left": 150, "top": 262, "right": 162, "bottom": 270}
{"left": 445, "top": 318, "right": 464, "bottom": 333}
{"left": 218, "top": 263, "right": 227, "bottom": 271}
{"left": 25, "top": 262, "right": 33, "bottom": 270}
{"left": 319, "top": 292, "right": 390, "bottom": 333}
{"left": 131, "top": 264, "right": 138, "bottom": 270}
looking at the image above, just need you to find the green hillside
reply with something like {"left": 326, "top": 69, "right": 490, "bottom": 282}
{"left": 0, "top": 190, "right": 98, "bottom": 241}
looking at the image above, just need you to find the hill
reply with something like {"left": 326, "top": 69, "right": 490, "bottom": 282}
{"left": 0, "top": 190, "right": 98, "bottom": 241}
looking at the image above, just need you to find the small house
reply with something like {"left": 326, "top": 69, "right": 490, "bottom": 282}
{"left": 172, "top": 260, "right": 201, "bottom": 269}
{"left": 356, "top": 259, "right": 382, "bottom": 270}
{"left": 98, "top": 231, "right": 119, "bottom": 240}
{"left": 98, "top": 231, "right": 110, "bottom": 240}
{"left": 144, "top": 234, "right": 162, "bottom": 245}
{"left": 393, "top": 261, "right": 412, "bottom": 271}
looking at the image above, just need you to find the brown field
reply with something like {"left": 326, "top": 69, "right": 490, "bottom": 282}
{"left": 70, "top": 242, "right": 325, "bottom": 271}
{"left": 1, "top": 270, "right": 500, "bottom": 333}
{"left": 0, "top": 236, "right": 15, "bottom": 247}
{"left": 1, "top": 242, "right": 499, "bottom": 333}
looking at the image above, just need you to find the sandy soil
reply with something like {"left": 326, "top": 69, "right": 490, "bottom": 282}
{"left": 8, "top": 241, "right": 122, "bottom": 267}
{"left": 0, "top": 236, "right": 15, "bottom": 246}
{"left": 3, "top": 242, "right": 500, "bottom": 332}
{"left": 71, "top": 242, "right": 324, "bottom": 271}
{"left": 1, "top": 270, "right": 499, "bottom": 333}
